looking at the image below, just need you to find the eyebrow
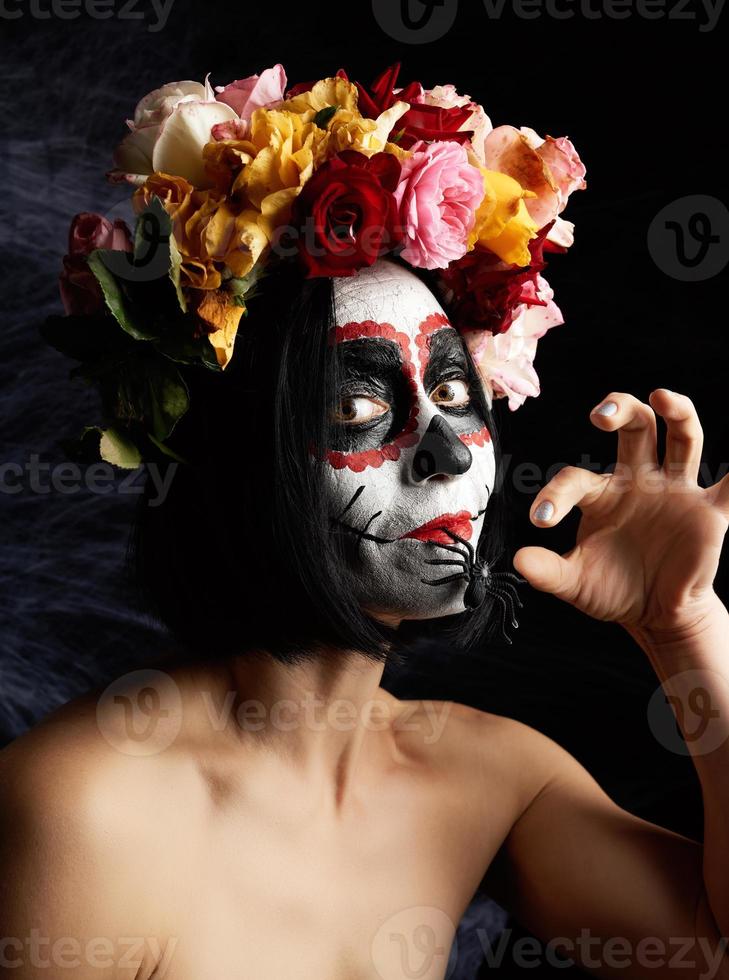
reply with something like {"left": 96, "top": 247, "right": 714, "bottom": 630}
{"left": 336, "top": 337, "right": 403, "bottom": 381}
{"left": 423, "top": 328, "right": 468, "bottom": 391}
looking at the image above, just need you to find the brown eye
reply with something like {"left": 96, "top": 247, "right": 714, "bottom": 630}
{"left": 431, "top": 379, "right": 470, "bottom": 407}
{"left": 333, "top": 395, "right": 390, "bottom": 425}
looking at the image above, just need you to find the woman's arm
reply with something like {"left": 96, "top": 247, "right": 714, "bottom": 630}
{"left": 626, "top": 598, "right": 729, "bottom": 941}
{"left": 0, "top": 721, "right": 174, "bottom": 980}
{"left": 480, "top": 714, "right": 728, "bottom": 979}
{"left": 489, "top": 388, "right": 729, "bottom": 975}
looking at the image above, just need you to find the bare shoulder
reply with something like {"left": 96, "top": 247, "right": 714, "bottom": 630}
{"left": 0, "top": 683, "right": 203, "bottom": 979}
{"left": 390, "top": 696, "right": 587, "bottom": 819}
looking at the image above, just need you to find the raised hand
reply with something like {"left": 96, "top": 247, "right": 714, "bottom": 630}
{"left": 513, "top": 389, "right": 729, "bottom": 635}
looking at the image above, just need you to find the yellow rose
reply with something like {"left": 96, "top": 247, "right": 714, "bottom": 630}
{"left": 134, "top": 173, "right": 223, "bottom": 289}
{"left": 134, "top": 172, "right": 267, "bottom": 291}
{"left": 281, "top": 77, "right": 409, "bottom": 158}
{"left": 207, "top": 109, "right": 328, "bottom": 237}
{"left": 469, "top": 167, "right": 539, "bottom": 267}
{"left": 282, "top": 77, "right": 360, "bottom": 115}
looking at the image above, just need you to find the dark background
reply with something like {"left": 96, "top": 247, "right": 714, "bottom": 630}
{"left": 1, "top": 0, "right": 728, "bottom": 975}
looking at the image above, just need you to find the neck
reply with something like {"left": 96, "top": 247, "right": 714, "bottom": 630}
{"left": 224, "top": 645, "right": 390, "bottom": 809}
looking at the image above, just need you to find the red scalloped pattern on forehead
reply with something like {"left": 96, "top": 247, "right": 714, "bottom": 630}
{"left": 321, "top": 316, "right": 489, "bottom": 472}
{"left": 323, "top": 320, "right": 420, "bottom": 472}
{"left": 414, "top": 312, "right": 451, "bottom": 381}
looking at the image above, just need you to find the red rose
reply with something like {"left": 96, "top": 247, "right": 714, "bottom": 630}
{"left": 291, "top": 150, "right": 401, "bottom": 277}
{"left": 348, "top": 63, "right": 474, "bottom": 149}
{"left": 439, "top": 224, "right": 564, "bottom": 334}
{"left": 59, "top": 213, "right": 133, "bottom": 316}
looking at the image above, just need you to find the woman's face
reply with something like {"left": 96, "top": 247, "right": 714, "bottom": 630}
{"left": 321, "top": 259, "right": 497, "bottom": 622}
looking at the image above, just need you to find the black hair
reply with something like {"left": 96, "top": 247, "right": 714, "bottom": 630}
{"left": 128, "top": 256, "right": 508, "bottom": 668}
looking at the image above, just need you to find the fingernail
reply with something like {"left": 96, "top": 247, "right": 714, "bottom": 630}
{"left": 534, "top": 500, "right": 554, "bottom": 522}
{"left": 592, "top": 401, "right": 618, "bottom": 417}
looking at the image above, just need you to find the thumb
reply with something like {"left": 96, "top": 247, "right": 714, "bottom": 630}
{"left": 712, "top": 471, "right": 729, "bottom": 519}
{"left": 513, "top": 546, "right": 579, "bottom": 601}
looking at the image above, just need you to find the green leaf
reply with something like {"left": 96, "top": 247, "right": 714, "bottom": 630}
{"left": 132, "top": 196, "right": 173, "bottom": 272}
{"left": 153, "top": 328, "right": 222, "bottom": 371}
{"left": 99, "top": 426, "right": 143, "bottom": 469}
{"left": 144, "top": 358, "right": 190, "bottom": 442}
{"left": 314, "top": 104, "right": 339, "bottom": 129}
{"left": 390, "top": 128, "right": 406, "bottom": 144}
{"left": 87, "top": 250, "right": 159, "bottom": 341}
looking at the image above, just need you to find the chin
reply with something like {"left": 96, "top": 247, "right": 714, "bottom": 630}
{"left": 360, "top": 578, "right": 469, "bottom": 623}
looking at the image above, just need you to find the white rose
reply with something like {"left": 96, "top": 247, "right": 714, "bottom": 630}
{"left": 109, "top": 76, "right": 237, "bottom": 188}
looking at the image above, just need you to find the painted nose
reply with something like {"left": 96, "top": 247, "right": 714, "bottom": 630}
{"left": 411, "top": 415, "right": 473, "bottom": 483}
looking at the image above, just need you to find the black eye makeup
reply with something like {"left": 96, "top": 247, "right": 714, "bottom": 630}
{"left": 423, "top": 329, "right": 485, "bottom": 433}
{"left": 329, "top": 338, "right": 410, "bottom": 452}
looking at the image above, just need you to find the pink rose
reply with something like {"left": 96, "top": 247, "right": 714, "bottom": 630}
{"left": 67, "top": 212, "right": 132, "bottom": 256}
{"left": 59, "top": 213, "right": 133, "bottom": 316}
{"left": 214, "top": 64, "right": 287, "bottom": 123}
{"left": 530, "top": 132, "right": 587, "bottom": 210}
{"left": 393, "top": 140, "right": 485, "bottom": 270}
{"left": 462, "top": 274, "right": 564, "bottom": 411}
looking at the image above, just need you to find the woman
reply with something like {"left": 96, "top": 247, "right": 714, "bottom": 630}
{"left": 2, "top": 64, "right": 729, "bottom": 979}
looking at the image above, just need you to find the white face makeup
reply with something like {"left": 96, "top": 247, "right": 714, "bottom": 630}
{"left": 319, "top": 259, "right": 497, "bottom": 621}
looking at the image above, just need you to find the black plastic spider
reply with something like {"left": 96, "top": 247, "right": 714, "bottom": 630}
{"left": 421, "top": 529, "right": 527, "bottom": 644}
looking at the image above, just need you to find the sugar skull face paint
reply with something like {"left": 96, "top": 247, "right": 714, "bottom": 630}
{"left": 319, "top": 259, "right": 497, "bottom": 621}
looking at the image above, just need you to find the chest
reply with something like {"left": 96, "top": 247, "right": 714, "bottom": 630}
{"left": 157, "top": 787, "right": 496, "bottom": 980}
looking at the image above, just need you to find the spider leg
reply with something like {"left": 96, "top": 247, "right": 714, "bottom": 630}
{"left": 421, "top": 573, "right": 469, "bottom": 586}
{"left": 486, "top": 584, "right": 520, "bottom": 628}
{"left": 489, "top": 590, "right": 513, "bottom": 645}
{"left": 491, "top": 571, "right": 528, "bottom": 586}
{"left": 442, "top": 529, "right": 475, "bottom": 566}
{"left": 486, "top": 579, "right": 523, "bottom": 609}
{"left": 430, "top": 542, "right": 469, "bottom": 561}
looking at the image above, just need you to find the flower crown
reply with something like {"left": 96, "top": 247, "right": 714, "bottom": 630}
{"left": 43, "top": 63, "right": 586, "bottom": 468}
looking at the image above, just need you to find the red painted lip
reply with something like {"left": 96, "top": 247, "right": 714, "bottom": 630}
{"left": 400, "top": 511, "right": 474, "bottom": 544}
